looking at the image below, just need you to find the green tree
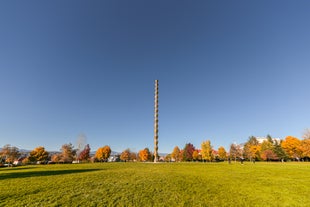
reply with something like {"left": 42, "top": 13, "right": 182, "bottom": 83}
{"left": 273, "top": 140, "right": 286, "bottom": 161}
{"left": 201, "top": 140, "right": 213, "bottom": 162}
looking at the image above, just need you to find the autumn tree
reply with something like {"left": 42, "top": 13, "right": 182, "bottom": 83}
{"left": 51, "top": 153, "right": 62, "bottom": 163}
{"left": 229, "top": 143, "right": 242, "bottom": 162}
{"left": 29, "top": 146, "right": 49, "bottom": 163}
{"left": 261, "top": 135, "right": 274, "bottom": 151}
{"left": 281, "top": 136, "right": 302, "bottom": 160}
{"left": 218, "top": 146, "right": 227, "bottom": 160}
{"left": 78, "top": 144, "right": 91, "bottom": 161}
{"left": 60, "top": 143, "right": 76, "bottom": 163}
{"left": 201, "top": 140, "right": 213, "bottom": 162}
{"left": 260, "top": 140, "right": 276, "bottom": 161}
{"left": 95, "top": 145, "right": 112, "bottom": 162}
{"left": 130, "top": 151, "right": 137, "bottom": 161}
{"left": 243, "top": 136, "right": 260, "bottom": 161}
{"left": 261, "top": 149, "right": 278, "bottom": 161}
{"left": 171, "top": 146, "right": 181, "bottom": 162}
{"left": 139, "top": 148, "right": 151, "bottom": 162}
{"left": 120, "top": 148, "right": 131, "bottom": 162}
{"left": 0, "top": 144, "right": 20, "bottom": 164}
{"left": 192, "top": 150, "right": 200, "bottom": 161}
{"left": 182, "top": 143, "right": 195, "bottom": 161}
{"left": 164, "top": 154, "right": 172, "bottom": 162}
{"left": 300, "top": 139, "right": 310, "bottom": 160}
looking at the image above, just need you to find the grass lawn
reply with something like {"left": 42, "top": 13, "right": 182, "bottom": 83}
{"left": 1, "top": 162, "right": 309, "bottom": 206}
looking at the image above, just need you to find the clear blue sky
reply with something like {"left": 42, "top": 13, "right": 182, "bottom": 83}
{"left": 1, "top": 1, "right": 309, "bottom": 153}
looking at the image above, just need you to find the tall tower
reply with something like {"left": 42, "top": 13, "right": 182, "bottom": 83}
{"left": 154, "top": 80, "right": 159, "bottom": 163}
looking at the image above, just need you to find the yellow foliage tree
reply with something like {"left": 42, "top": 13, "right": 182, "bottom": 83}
{"left": 192, "top": 150, "right": 200, "bottom": 161}
{"left": 95, "top": 145, "right": 111, "bottom": 162}
{"left": 249, "top": 145, "right": 261, "bottom": 160}
{"left": 281, "top": 136, "right": 302, "bottom": 160}
{"left": 201, "top": 140, "right": 213, "bottom": 162}
{"left": 171, "top": 146, "right": 181, "bottom": 162}
{"left": 218, "top": 146, "right": 227, "bottom": 160}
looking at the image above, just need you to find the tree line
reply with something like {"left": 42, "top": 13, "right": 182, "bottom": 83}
{"left": 0, "top": 143, "right": 155, "bottom": 165}
{"left": 168, "top": 133, "right": 310, "bottom": 162}
{"left": 1, "top": 130, "right": 310, "bottom": 165}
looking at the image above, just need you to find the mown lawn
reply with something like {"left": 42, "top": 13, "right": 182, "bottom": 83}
{"left": 0, "top": 162, "right": 309, "bottom": 206}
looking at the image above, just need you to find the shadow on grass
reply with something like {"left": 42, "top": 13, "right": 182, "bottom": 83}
{"left": 0, "top": 167, "right": 36, "bottom": 171}
{"left": 0, "top": 169, "right": 102, "bottom": 180}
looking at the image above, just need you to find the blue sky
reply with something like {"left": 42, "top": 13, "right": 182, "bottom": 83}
{"left": 0, "top": 1, "right": 310, "bottom": 153}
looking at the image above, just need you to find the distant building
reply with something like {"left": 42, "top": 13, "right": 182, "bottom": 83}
{"left": 256, "top": 137, "right": 281, "bottom": 144}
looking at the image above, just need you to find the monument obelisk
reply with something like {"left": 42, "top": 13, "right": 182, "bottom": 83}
{"left": 154, "top": 80, "right": 159, "bottom": 163}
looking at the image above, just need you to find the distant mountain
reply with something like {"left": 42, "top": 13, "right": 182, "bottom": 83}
{"left": 19, "top": 149, "right": 31, "bottom": 153}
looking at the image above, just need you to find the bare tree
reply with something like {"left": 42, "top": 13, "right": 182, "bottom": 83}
{"left": 302, "top": 128, "right": 310, "bottom": 140}
{"left": 229, "top": 143, "right": 242, "bottom": 162}
{"left": 76, "top": 133, "right": 87, "bottom": 160}
{"left": 0, "top": 144, "right": 20, "bottom": 164}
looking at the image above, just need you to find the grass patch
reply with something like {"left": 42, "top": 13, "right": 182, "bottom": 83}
{"left": 0, "top": 162, "right": 310, "bottom": 206}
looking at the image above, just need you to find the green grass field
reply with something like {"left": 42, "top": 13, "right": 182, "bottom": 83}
{"left": 1, "top": 162, "right": 309, "bottom": 207}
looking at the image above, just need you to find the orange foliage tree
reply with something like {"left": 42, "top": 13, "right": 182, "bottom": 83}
{"left": 95, "top": 145, "right": 111, "bottom": 162}
{"left": 138, "top": 148, "right": 151, "bottom": 161}
{"left": 249, "top": 145, "right": 261, "bottom": 160}
{"left": 300, "top": 139, "right": 310, "bottom": 159}
{"left": 29, "top": 146, "right": 49, "bottom": 163}
{"left": 281, "top": 136, "right": 302, "bottom": 160}
{"left": 120, "top": 149, "right": 131, "bottom": 162}
{"left": 171, "top": 146, "right": 181, "bottom": 162}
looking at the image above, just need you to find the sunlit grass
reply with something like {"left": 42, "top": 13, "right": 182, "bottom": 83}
{"left": 1, "top": 162, "right": 310, "bottom": 206}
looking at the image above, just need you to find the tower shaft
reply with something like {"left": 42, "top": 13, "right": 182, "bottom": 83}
{"left": 154, "top": 80, "right": 159, "bottom": 163}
